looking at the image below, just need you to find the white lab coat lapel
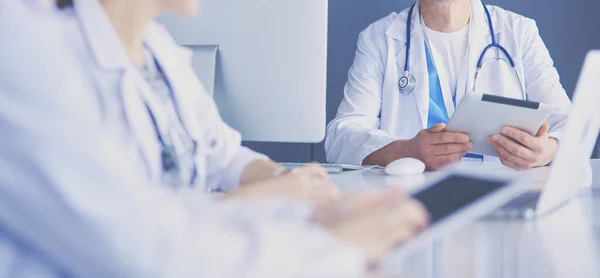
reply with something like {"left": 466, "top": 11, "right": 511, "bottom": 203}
{"left": 143, "top": 28, "right": 200, "bottom": 142}
{"left": 74, "top": 0, "right": 162, "bottom": 179}
{"left": 455, "top": 0, "right": 500, "bottom": 105}
{"left": 389, "top": 3, "right": 430, "bottom": 129}
{"left": 120, "top": 71, "right": 164, "bottom": 177}
{"left": 411, "top": 4, "right": 430, "bottom": 129}
{"left": 143, "top": 25, "right": 212, "bottom": 186}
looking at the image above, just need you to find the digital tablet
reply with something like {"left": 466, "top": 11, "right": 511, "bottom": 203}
{"left": 446, "top": 92, "right": 554, "bottom": 157}
{"left": 385, "top": 165, "right": 529, "bottom": 260}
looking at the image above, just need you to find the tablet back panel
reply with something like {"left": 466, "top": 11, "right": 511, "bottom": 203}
{"left": 447, "top": 92, "right": 554, "bottom": 156}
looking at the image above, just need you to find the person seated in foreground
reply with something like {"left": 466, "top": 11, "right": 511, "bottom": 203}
{"left": 0, "top": 0, "right": 430, "bottom": 276}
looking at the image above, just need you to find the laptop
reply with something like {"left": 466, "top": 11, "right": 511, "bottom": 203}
{"left": 387, "top": 51, "right": 600, "bottom": 263}
{"left": 488, "top": 50, "right": 600, "bottom": 219}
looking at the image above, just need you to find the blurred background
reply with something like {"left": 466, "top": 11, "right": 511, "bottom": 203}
{"left": 244, "top": 0, "right": 600, "bottom": 163}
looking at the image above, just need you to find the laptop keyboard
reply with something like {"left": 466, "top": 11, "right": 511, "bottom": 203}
{"left": 487, "top": 191, "right": 542, "bottom": 219}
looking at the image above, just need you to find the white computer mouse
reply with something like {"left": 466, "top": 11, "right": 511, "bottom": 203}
{"left": 385, "top": 158, "right": 426, "bottom": 176}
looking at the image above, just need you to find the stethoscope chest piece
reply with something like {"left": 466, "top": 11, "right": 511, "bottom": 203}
{"left": 398, "top": 73, "right": 416, "bottom": 95}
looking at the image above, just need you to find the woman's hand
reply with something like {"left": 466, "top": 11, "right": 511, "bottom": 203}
{"left": 222, "top": 164, "right": 341, "bottom": 205}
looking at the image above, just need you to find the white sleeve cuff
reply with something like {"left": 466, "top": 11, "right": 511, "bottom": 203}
{"left": 218, "top": 147, "right": 269, "bottom": 192}
{"left": 357, "top": 135, "right": 396, "bottom": 166}
{"left": 548, "top": 131, "right": 563, "bottom": 142}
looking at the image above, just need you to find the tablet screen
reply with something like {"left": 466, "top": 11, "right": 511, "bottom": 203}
{"left": 414, "top": 175, "right": 508, "bottom": 224}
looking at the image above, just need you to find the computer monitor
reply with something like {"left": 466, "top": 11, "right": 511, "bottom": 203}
{"left": 158, "top": 1, "right": 328, "bottom": 142}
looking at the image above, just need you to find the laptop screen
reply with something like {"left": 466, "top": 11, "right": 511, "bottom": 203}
{"left": 414, "top": 175, "right": 508, "bottom": 224}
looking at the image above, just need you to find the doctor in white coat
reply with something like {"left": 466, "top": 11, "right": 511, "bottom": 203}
{"left": 52, "top": 0, "right": 343, "bottom": 203}
{"left": 325, "top": 0, "right": 572, "bottom": 170}
{"left": 0, "top": 0, "right": 428, "bottom": 276}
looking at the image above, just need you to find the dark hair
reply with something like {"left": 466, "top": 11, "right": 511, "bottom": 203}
{"left": 56, "top": 0, "right": 73, "bottom": 9}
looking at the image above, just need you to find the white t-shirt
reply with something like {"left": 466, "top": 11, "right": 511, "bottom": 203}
{"left": 422, "top": 24, "right": 470, "bottom": 98}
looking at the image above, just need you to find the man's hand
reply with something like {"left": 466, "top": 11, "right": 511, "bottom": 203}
{"left": 408, "top": 123, "right": 472, "bottom": 170}
{"left": 487, "top": 122, "right": 558, "bottom": 170}
{"left": 362, "top": 124, "right": 471, "bottom": 170}
{"left": 313, "top": 189, "right": 429, "bottom": 264}
{"left": 222, "top": 164, "right": 341, "bottom": 205}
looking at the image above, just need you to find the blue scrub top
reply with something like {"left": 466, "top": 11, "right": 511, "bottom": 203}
{"left": 424, "top": 43, "right": 483, "bottom": 161}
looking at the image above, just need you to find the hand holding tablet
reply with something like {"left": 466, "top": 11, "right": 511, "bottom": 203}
{"left": 402, "top": 123, "right": 472, "bottom": 170}
{"left": 487, "top": 122, "right": 559, "bottom": 169}
{"left": 446, "top": 92, "right": 554, "bottom": 158}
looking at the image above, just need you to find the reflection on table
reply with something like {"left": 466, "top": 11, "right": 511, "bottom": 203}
{"left": 330, "top": 160, "right": 600, "bottom": 278}
{"left": 376, "top": 191, "right": 600, "bottom": 278}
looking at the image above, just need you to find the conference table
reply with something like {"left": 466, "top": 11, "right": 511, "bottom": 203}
{"left": 329, "top": 160, "right": 600, "bottom": 278}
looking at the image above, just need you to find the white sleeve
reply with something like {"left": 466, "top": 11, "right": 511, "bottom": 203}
{"left": 162, "top": 29, "right": 270, "bottom": 191}
{"left": 217, "top": 146, "right": 269, "bottom": 191}
{"left": 0, "top": 4, "right": 365, "bottom": 278}
{"left": 325, "top": 25, "right": 396, "bottom": 165}
{"left": 520, "top": 20, "right": 572, "bottom": 140}
{"left": 196, "top": 93, "right": 269, "bottom": 191}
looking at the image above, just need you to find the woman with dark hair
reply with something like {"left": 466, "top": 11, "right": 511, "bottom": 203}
{"left": 0, "top": 0, "right": 429, "bottom": 276}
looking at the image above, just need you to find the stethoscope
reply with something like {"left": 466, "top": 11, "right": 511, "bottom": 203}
{"left": 398, "top": 2, "right": 527, "bottom": 101}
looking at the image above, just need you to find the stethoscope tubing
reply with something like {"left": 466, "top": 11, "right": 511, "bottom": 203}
{"left": 399, "top": 2, "right": 526, "bottom": 101}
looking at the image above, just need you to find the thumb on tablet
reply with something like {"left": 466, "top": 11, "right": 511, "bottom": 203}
{"left": 537, "top": 122, "right": 550, "bottom": 137}
{"left": 427, "top": 123, "right": 446, "bottom": 133}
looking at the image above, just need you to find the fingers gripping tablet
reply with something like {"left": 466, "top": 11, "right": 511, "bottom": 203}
{"left": 446, "top": 92, "right": 554, "bottom": 157}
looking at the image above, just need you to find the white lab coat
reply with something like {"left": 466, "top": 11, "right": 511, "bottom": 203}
{"left": 0, "top": 1, "right": 364, "bottom": 277}
{"left": 72, "top": 0, "right": 267, "bottom": 192}
{"left": 325, "top": 0, "right": 572, "bottom": 165}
